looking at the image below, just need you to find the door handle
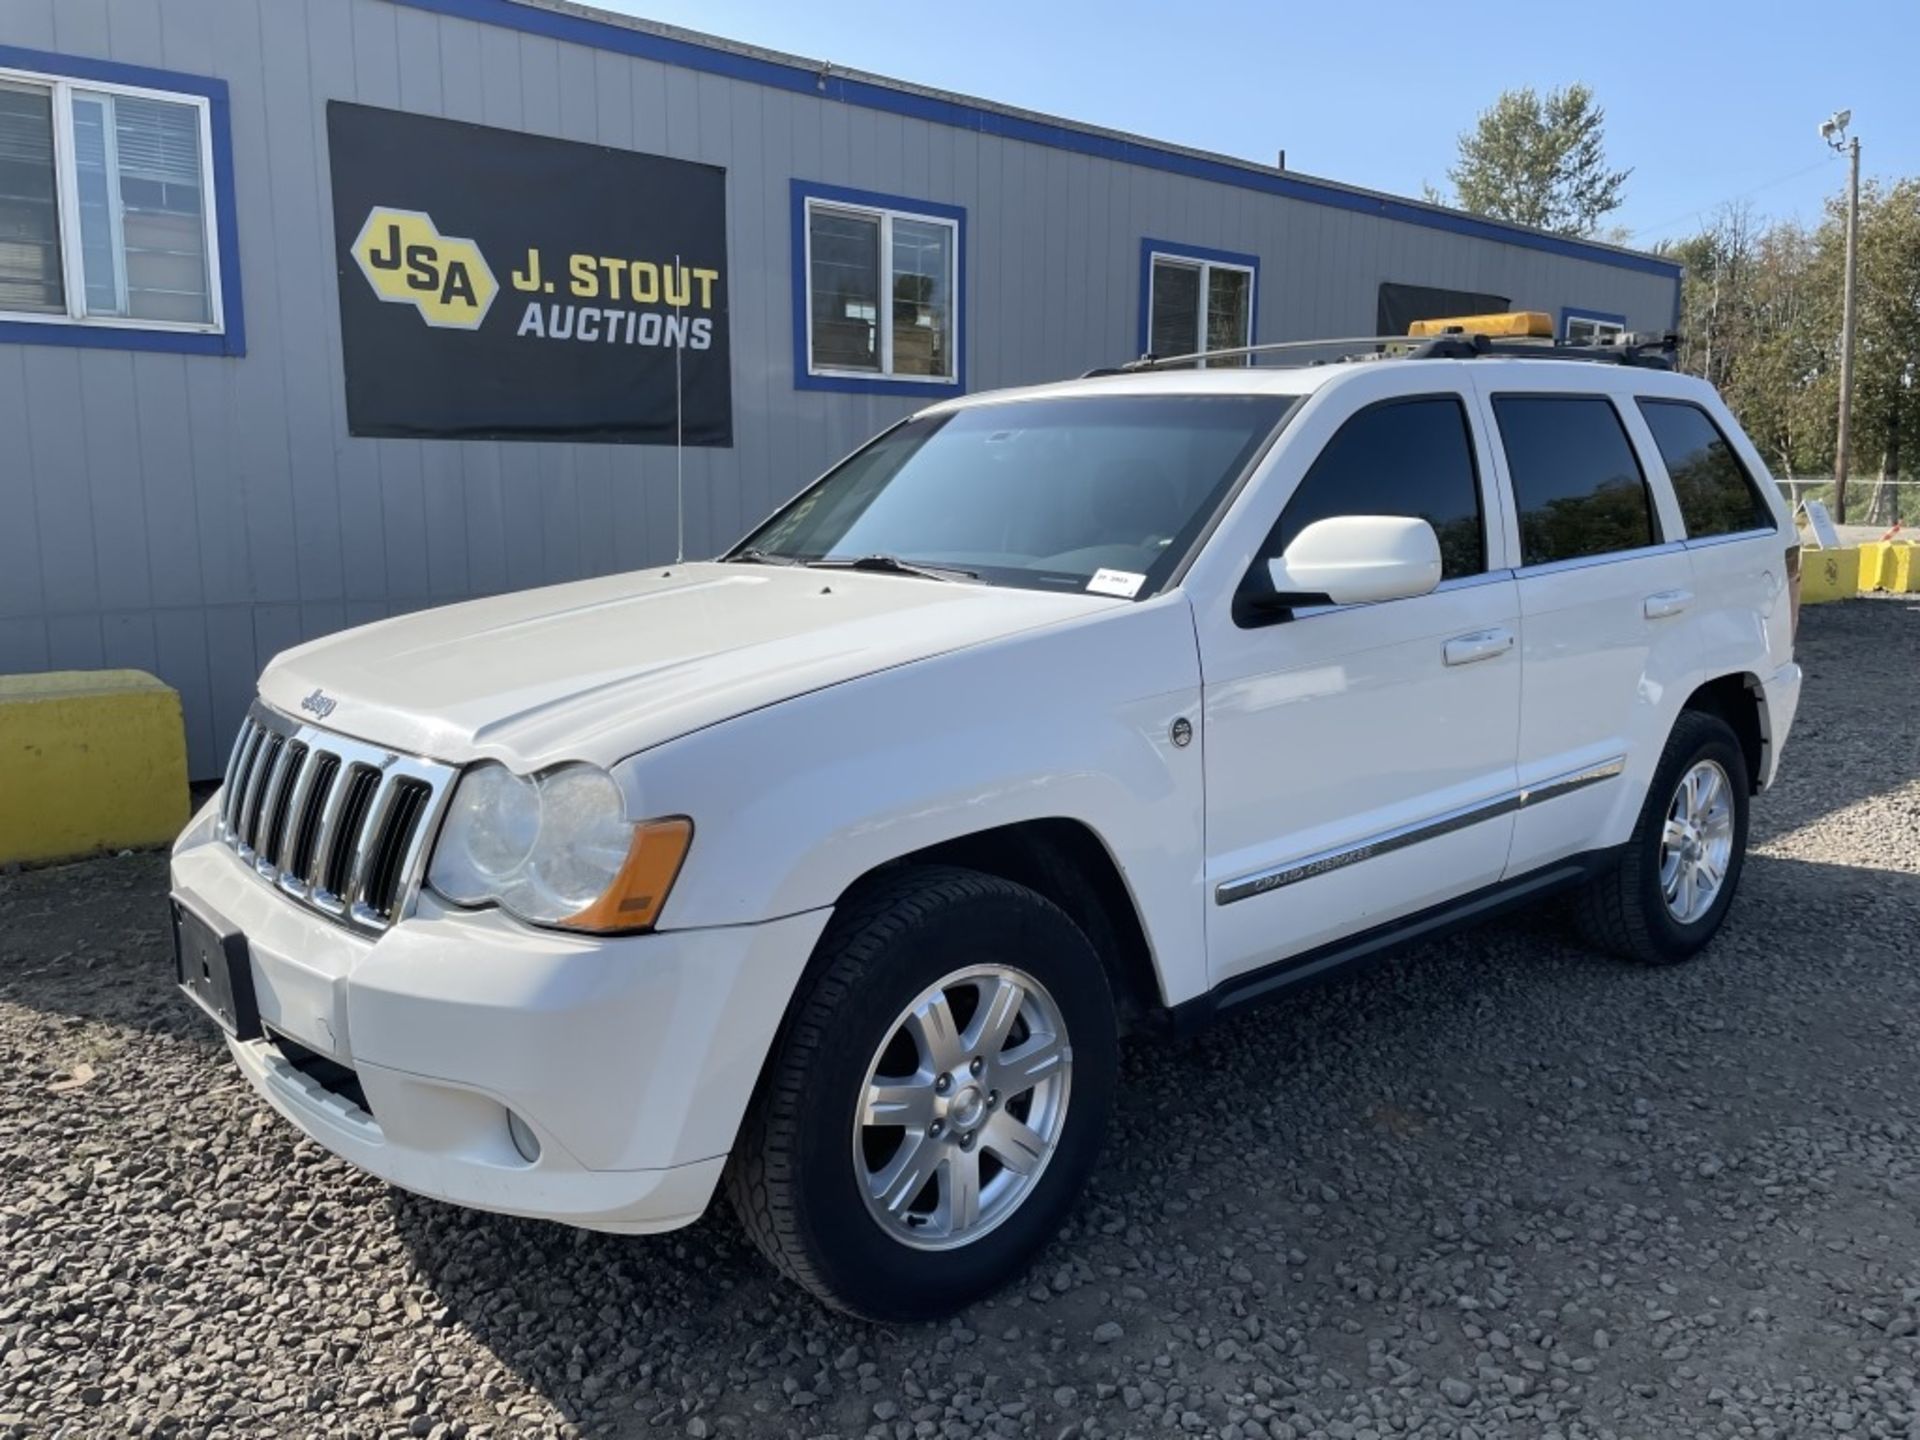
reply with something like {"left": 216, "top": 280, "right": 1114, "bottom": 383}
{"left": 1443, "top": 627, "right": 1514, "bottom": 666}
{"left": 1644, "top": 589, "right": 1693, "bottom": 619}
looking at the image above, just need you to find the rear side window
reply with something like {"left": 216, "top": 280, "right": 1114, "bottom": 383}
{"left": 1637, "top": 399, "right": 1775, "bottom": 538}
{"left": 1256, "top": 395, "right": 1486, "bottom": 584}
{"left": 1492, "top": 396, "right": 1658, "bottom": 567}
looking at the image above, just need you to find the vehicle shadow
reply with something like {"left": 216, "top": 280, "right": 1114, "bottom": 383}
{"left": 0, "top": 850, "right": 229, "bottom": 1059}
{"left": 1752, "top": 596, "right": 1920, "bottom": 843}
{"left": 384, "top": 850, "right": 1920, "bottom": 1437}
{"left": 2, "top": 602, "right": 1914, "bottom": 1438}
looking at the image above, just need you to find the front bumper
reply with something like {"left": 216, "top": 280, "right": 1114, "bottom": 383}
{"left": 170, "top": 801, "right": 830, "bottom": 1233}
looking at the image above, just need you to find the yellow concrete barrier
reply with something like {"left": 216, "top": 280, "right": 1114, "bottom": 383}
{"left": 1892, "top": 544, "right": 1920, "bottom": 593}
{"left": 1799, "top": 547, "right": 1861, "bottom": 604}
{"left": 1856, "top": 540, "right": 1920, "bottom": 593}
{"left": 1858, "top": 542, "right": 1894, "bottom": 591}
{"left": 0, "top": 670, "right": 190, "bottom": 865}
{"left": 1866, "top": 540, "right": 1919, "bottom": 593}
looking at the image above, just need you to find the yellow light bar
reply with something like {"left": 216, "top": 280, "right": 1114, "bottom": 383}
{"left": 1407, "top": 311, "right": 1555, "bottom": 339}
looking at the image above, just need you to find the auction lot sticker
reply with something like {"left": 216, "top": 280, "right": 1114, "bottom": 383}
{"left": 326, "top": 101, "right": 731, "bottom": 446}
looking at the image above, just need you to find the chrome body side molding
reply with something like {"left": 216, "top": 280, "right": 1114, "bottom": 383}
{"left": 1214, "top": 755, "right": 1627, "bottom": 906}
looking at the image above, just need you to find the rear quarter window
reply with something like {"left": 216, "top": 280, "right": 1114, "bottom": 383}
{"left": 1637, "top": 399, "right": 1776, "bottom": 538}
{"left": 1492, "top": 395, "right": 1659, "bottom": 567}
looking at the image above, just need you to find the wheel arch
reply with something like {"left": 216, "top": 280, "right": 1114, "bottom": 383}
{"left": 835, "top": 818, "right": 1168, "bottom": 1034}
{"left": 1679, "top": 671, "right": 1766, "bottom": 792}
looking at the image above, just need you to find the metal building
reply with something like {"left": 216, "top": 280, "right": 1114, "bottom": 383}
{"left": 0, "top": 0, "right": 1683, "bottom": 777}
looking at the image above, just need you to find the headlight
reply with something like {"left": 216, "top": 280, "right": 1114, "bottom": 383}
{"left": 427, "top": 762, "right": 692, "bottom": 932}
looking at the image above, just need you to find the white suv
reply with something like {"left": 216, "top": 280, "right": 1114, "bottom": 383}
{"left": 171, "top": 337, "right": 1803, "bottom": 1320}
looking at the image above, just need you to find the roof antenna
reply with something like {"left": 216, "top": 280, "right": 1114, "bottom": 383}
{"left": 674, "top": 251, "right": 685, "bottom": 565}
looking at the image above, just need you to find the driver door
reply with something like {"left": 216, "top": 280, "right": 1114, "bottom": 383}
{"left": 1193, "top": 381, "right": 1522, "bottom": 985}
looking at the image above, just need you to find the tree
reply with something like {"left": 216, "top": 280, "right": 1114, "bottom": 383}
{"left": 1429, "top": 85, "right": 1630, "bottom": 237}
{"left": 1831, "top": 180, "right": 1920, "bottom": 523}
{"left": 1669, "top": 182, "right": 1920, "bottom": 525}
{"left": 1669, "top": 205, "right": 1826, "bottom": 481}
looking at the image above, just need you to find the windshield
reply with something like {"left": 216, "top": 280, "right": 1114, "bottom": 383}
{"left": 733, "top": 393, "right": 1297, "bottom": 596}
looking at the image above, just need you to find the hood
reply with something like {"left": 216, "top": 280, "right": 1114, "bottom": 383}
{"left": 258, "top": 562, "right": 1119, "bottom": 768}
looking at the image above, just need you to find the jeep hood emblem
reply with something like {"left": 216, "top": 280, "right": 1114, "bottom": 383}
{"left": 300, "top": 688, "right": 338, "bottom": 720}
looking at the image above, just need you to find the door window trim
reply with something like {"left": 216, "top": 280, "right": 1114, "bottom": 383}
{"left": 1488, "top": 390, "right": 1667, "bottom": 572}
{"left": 1234, "top": 390, "right": 1493, "bottom": 627}
{"left": 1682, "top": 528, "right": 1779, "bottom": 550}
{"left": 1633, "top": 396, "right": 1782, "bottom": 543}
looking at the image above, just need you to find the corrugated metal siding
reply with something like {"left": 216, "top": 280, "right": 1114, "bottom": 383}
{"left": 0, "top": 0, "right": 1679, "bottom": 777}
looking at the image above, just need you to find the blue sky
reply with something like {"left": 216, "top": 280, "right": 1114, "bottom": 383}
{"left": 595, "top": 0, "right": 1920, "bottom": 248}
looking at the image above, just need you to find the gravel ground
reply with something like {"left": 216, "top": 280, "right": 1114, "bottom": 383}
{"left": 4, "top": 597, "right": 1919, "bottom": 1440}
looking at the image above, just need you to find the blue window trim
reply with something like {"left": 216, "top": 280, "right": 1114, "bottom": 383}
{"left": 1560, "top": 306, "right": 1628, "bottom": 340}
{"left": 791, "top": 179, "right": 966, "bottom": 397}
{"left": 1138, "top": 238, "right": 1260, "bottom": 359}
{"left": 0, "top": 45, "right": 245, "bottom": 358}
{"left": 391, "top": 0, "right": 1679, "bottom": 285}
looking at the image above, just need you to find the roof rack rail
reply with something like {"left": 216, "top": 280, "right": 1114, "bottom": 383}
{"left": 1085, "top": 327, "right": 1681, "bottom": 377}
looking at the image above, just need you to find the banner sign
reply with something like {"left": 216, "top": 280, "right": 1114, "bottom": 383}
{"left": 326, "top": 101, "right": 731, "bottom": 445}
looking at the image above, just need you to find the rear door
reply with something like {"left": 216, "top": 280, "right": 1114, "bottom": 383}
{"left": 1471, "top": 377, "right": 1691, "bottom": 874}
{"left": 1632, "top": 395, "right": 1792, "bottom": 685}
{"left": 1195, "top": 372, "right": 1522, "bottom": 984}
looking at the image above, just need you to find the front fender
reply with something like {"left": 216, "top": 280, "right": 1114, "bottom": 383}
{"left": 617, "top": 596, "right": 1209, "bottom": 1007}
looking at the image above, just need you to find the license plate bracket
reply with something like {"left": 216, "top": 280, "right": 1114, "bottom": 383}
{"left": 172, "top": 895, "right": 261, "bottom": 1040}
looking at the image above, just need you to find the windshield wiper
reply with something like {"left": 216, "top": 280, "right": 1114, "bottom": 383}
{"left": 726, "top": 547, "right": 804, "bottom": 566}
{"left": 806, "top": 553, "right": 979, "bottom": 582}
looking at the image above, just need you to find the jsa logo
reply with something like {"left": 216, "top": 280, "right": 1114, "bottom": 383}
{"left": 351, "top": 208, "right": 498, "bottom": 329}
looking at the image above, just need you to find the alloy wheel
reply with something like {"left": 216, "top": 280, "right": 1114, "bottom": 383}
{"left": 853, "top": 965, "right": 1072, "bottom": 1251}
{"left": 1659, "top": 758, "right": 1735, "bottom": 924}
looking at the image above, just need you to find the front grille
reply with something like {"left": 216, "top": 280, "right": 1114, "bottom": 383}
{"left": 217, "top": 703, "right": 456, "bottom": 932}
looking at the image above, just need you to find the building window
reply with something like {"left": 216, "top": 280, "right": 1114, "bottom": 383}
{"left": 0, "top": 48, "right": 241, "bottom": 355}
{"left": 1141, "top": 240, "right": 1257, "bottom": 365}
{"left": 1561, "top": 308, "right": 1626, "bottom": 345}
{"left": 792, "top": 180, "right": 963, "bottom": 395}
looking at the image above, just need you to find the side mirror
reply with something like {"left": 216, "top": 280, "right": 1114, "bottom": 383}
{"left": 1266, "top": 515, "right": 1442, "bottom": 607}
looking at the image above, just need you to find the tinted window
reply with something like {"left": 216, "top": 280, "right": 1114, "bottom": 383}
{"left": 1637, "top": 399, "right": 1774, "bottom": 538}
{"left": 1256, "top": 396, "right": 1486, "bottom": 585}
{"left": 1493, "top": 396, "right": 1658, "bottom": 566}
{"left": 739, "top": 394, "right": 1295, "bottom": 596}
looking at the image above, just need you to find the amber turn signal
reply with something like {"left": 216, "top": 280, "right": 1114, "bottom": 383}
{"left": 559, "top": 817, "right": 694, "bottom": 933}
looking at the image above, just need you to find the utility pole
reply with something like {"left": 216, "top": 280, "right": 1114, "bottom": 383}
{"left": 1821, "top": 110, "right": 1861, "bottom": 522}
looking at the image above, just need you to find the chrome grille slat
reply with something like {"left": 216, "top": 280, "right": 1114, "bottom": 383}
{"left": 313, "top": 764, "right": 378, "bottom": 912}
{"left": 347, "top": 778, "right": 433, "bottom": 928}
{"left": 344, "top": 772, "right": 402, "bottom": 911}
{"left": 257, "top": 740, "right": 308, "bottom": 875}
{"left": 222, "top": 725, "right": 265, "bottom": 834}
{"left": 220, "top": 720, "right": 255, "bottom": 823}
{"left": 214, "top": 701, "right": 456, "bottom": 934}
{"left": 304, "top": 760, "right": 359, "bottom": 904}
{"left": 238, "top": 733, "right": 285, "bottom": 856}
{"left": 282, "top": 753, "right": 340, "bottom": 899}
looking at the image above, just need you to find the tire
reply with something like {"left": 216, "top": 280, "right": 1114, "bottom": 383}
{"left": 1574, "top": 708, "right": 1750, "bottom": 965}
{"left": 726, "top": 865, "right": 1118, "bottom": 1321}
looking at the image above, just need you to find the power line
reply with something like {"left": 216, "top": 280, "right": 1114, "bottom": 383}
{"left": 1624, "top": 158, "right": 1834, "bottom": 243}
